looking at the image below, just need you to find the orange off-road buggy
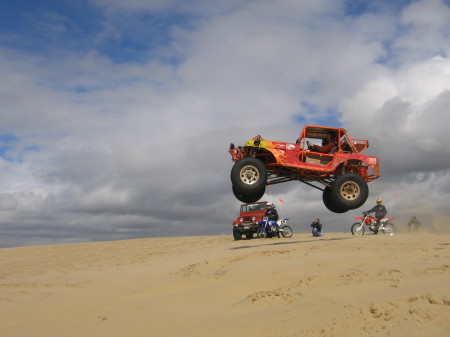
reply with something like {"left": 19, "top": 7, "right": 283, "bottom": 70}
{"left": 229, "top": 125, "right": 380, "bottom": 213}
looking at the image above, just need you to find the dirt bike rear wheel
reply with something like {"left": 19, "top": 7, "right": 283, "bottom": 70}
{"left": 351, "top": 222, "right": 365, "bottom": 235}
{"left": 382, "top": 223, "right": 396, "bottom": 236}
{"left": 280, "top": 225, "right": 293, "bottom": 238}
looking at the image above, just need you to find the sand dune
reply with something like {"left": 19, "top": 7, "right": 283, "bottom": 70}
{"left": 1, "top": 232, "right": 449, "bottom": 337}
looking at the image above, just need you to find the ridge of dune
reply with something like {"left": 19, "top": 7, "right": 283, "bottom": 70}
{"left": 1, "top": 232, "right": 449, "bottom": 337}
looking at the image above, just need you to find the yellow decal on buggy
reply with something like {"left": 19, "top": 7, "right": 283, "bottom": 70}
{"left": 245, "top": 140, "right": 271, "bottom": 148}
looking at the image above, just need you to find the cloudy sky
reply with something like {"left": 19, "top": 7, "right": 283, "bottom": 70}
{"left": 1, "top": 0, "right": 450, "bottom": 247}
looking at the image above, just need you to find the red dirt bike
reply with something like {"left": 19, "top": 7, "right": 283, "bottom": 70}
{"left": 351, "top": 212, "right": 396, "bottom": 235}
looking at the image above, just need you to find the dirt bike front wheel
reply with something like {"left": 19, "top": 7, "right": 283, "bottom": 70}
{"left": 256, "top": 227, "right": 266, "bottom": 239}
{"left": 280, "top": 225, "right": 293, "bottom": 238}
{"left": 382, "top": 223, "right": 396, "bottom": 236}
{"left": 351, "top": 222, "right": 365, "bottom": 235}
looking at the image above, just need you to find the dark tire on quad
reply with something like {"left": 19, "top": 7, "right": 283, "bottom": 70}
{"left": 231, "top": 157, "right": 267, "bottom": 195}
{"left": 330, "top": 173, "right": 368, "bottom": 211}
{"left": 232, "top": 185, "right": 265, "bottom": 203}
{"left": 233, "top": 227, "right": 241, "bottom": 240}
{"left": 322, "top": 187, "right": 348, "bottom": 213}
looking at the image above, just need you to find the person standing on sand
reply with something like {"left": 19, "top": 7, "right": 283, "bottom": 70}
{"left": 310, "top": 218, "right": 323, "bottom": 237}
{"left": 408, "top": 216, "right": 421, "bottom": 232}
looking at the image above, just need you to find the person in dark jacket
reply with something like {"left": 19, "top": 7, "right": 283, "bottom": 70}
{"left": 365, "top": 198, "right": 387, "bottom": 234}
{"left": 265, "top": 203, "right": 279, "bottom": 222}
{"left": 264, "top": 203, "right": 280, "bottom": 237}
{"left": 310, "top": 218, "right": 323, "bottom": 237}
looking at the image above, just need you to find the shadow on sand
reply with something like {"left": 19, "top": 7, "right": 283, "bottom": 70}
{"left": 229, "top": 236, "right": 351, "bottom": 250}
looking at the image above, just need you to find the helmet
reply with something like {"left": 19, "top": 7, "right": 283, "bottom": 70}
{"left": 376, "top": 198, "right": 382, "bottom": 204}
{"left": 267, "top": 203, "right": 274, "bottom": 208}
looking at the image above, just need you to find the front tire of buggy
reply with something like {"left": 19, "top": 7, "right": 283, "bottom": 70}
{"left": 232, "top": 185, "right": 265, "bottom": 203}
{"left": 231, "top": 157, "right": 267, "bottom": 195}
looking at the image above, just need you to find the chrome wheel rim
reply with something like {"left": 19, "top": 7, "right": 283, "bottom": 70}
{"left": 239, "top": 165, "right": 259, "bottom": 185}
{"left": 340, "top": 181, "right": 360, "bottom": 200}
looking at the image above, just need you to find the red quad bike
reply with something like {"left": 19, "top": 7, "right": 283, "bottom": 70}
{"left": 232, "top": 201, "right": 269, "bottom": 240}
{"left": 351, "top": 212, "right": 396, "bottom": 235}
{"left": 229, "top": 125, "right": 380, "bottom": 213}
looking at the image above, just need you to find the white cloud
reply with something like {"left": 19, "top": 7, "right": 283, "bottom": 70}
{"left": 341, "top": 56, "right": 450, "bottom": 163}
{"left": 393, "top": 0, "right": 450, "bottom": 63}
{"left": 340, "top": 54, "right": 450, "bottom": 226}
{"left": 1, "top": 0, "right": 450, "bottom": 247}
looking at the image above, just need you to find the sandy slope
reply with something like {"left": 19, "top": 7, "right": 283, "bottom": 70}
{"left": 0, "top": 232, "right": 449, "bottom": 337}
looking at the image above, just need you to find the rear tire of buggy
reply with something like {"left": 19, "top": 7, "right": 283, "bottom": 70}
{"left": 330, "top": 173, "right": 368, "bottom": 211}
{"left": 323, "top": 187, "right": 348, "bottom": 213}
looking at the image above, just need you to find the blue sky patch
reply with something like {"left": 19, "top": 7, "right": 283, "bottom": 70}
{"left": 0, "top": 0, "right": 195, "bottom": 64}
{"left": 0, "top": 135, "right": 18, "bottom": 161}
{"left": 294, "top": 102, "right": 342, "bottom": 127}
